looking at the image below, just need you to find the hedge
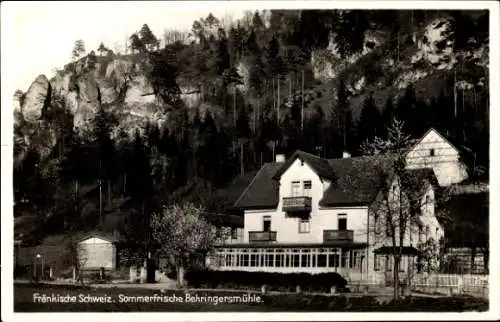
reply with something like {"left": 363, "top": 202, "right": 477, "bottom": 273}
{"left": 185, "top": 270, "right": 348, "bottom": 292}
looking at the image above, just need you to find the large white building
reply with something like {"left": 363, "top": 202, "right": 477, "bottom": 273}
{"left": 209, "top": 128, "right": 467, "bottom": 283}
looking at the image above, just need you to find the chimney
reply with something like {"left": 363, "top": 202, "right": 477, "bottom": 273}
{"left": 275, "top": 154, "right": 286, "bottom": 163}
{"left": 342, "top": 151, "right": 351, "bottom": 159}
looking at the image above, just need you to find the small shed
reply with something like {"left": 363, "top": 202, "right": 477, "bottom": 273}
{"left": 78, "top": 232, "right": 118, "bottom": 270}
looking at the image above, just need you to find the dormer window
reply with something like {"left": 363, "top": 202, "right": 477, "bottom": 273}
{"left": 429, "top": 149, "right": 435, "bottom": 156}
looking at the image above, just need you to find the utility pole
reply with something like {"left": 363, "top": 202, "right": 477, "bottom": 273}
{"left": 454, "top": 68, "right": 457, "bottom": 118}
{"left": 240, "top": 143, "right": 244, "bottom": 175}
{"left": 301, "top": 69, "right": 305, "bottom": 135}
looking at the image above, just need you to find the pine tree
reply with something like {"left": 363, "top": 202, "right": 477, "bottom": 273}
{"left": 358, "top": 93, "right": 382, "bottom": 145}
{"left": 98, "top": 42, "right": 108, "bottom": 56}
{"left": 215, "top": 29, "right": 231, "bottom": 75}
{"left": 72, "top": 39, "right": 86, "bottom": 60}
{"left": 140, "top": 24, "right": 159, "bottom": 51}
{"left": 129, "top": 33, "right": 144, "bottom": 53}
{"left": 382, "top": 96, "right": 396, "bottom": 138}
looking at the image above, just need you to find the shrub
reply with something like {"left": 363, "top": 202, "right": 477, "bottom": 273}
{"left": 184, "top": 270, "right": 347, "bottom": 292}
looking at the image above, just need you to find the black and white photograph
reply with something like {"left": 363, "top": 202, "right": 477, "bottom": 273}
{"left": 1, "top": 1, "right": 499, "bottom": 320}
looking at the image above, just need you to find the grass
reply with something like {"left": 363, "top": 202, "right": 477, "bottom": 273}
{"left": 14, "top": 283, "right": 488, "bottom": 312}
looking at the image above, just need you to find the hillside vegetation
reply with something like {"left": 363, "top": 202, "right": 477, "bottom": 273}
{"left": 13, "top": 10, "right": 489, "bottom": 249}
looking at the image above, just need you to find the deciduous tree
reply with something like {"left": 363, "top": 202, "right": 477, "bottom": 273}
{"left": 150, "top": 202, "right": 228, "bottom": 287}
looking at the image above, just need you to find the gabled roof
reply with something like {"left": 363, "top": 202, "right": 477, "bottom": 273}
{"left": 78, "top": 231, "right": 120, "bottom": 243}
{"left": 407, "top": 127, "right": 461, "bottom": 155}
{"left": 320, "top": 156, "right": 394, "bottom": 207}
{"left": 233, "top": 163, "right": 282, "bottom": 210}
{"left": 215, "top": 170, "right": 259, "bottom": 212}
{"left": 231, "top": 151, "right": 439, "bottom": 210}
{"left": 272, "top": 150, "right": 336, "bottom": 180}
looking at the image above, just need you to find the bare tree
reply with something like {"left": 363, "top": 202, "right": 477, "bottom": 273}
{"left": 163, "top": 29, "right": 190, "bottom": 45}
{"left": 150, "top": 202, "right": 228, "bottom": 287}
{"left": 363, "top": 118, "right": 438, "bottom": 300}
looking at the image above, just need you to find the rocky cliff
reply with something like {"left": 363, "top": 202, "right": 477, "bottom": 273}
{"left": 13, "top": 12, "right": 488, "bottom": 163}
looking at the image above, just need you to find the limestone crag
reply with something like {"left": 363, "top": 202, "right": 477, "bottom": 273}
{"left": 21, "top": 75, "right": 51, "bottom": 122}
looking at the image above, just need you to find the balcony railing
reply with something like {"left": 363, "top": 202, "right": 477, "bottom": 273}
{"left": 282, "top": 196, "right": 312, "bottom": 212}
{"left": 323, "top": 230, "right": 354, "bottom": 243}
{"left": 249, "top": 231, "right": 277, "bottom": 242}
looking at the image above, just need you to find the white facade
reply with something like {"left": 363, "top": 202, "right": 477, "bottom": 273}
{"left": 78, "top": 236, "right": 116, "bottom": 270}
{"left": 405, "top": 129, "right": 468, "bottom": 186}
{"left": 212, "top": 137, "right": 448, "bottom": 282}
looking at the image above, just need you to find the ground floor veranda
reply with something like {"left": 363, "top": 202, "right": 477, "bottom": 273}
{"left": 208, "top": 244, "right": 420, "bottom": 284}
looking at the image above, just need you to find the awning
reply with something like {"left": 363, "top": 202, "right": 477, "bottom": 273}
{"left": 373, "top": 246, "right": 420, "bottom": 256}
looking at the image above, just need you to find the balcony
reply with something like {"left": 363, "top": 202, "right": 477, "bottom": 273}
{"left": 323, "top": 230, "right": 354, "bottom": 243}
{"left": 249, "top": 231, "right": 277, "bottom": 242}
{"left": 282, "top": 196, "right": 312, "bottom": 213}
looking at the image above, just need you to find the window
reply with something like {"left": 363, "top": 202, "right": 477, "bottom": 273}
{"left": 385, "top": 256, "right": 391, "bottom": 271}
{"left": 301, "top": 253, "right": 310, "bottom": 267}
{"left": 318, "top": 254, "right": 327, "bottom": 267}
{"left": 241, "top": 253, "right": 249, "bottom": 267}
{"left": 231, "top": 228, "right": 238, "bottom": 240}
{"left": 250, "top": 252, "right": 258, "bottom": 267}
{"left": 299, "top": 219, "right": 311, "bottom": 233}
{"left": 291, "top": 181, "right": 301, "bottom": 197}
{"left": 425, "top": 225, "right": 430, "bottom": 240}
{"left": 350, "top": 251, "right": 359, "bottom": 269}
{"left": 275, "top": 250, "right": 284, "bottom": 267}
{"left": 341, "top": 252, "right": 348, "bottom": 268}
{"left": 303, "top": 180, "right": 312, "bottom": 197}
{"left": 374, "top": 254, "right": 381, "bottom": 271}
{"left": 338, "top": 214, "right": 347, "bottom": 230}
{"left": 328, "top": 253, "right": 339, "bottom": 267}
{"left": 425, "top": 195, "right": 430, "bottom": 206}
{"left": 292, "top": 251, "right": 300, "bottom": 267}
{"left": 264, "top": 253, "right": 275, "bottom": 267}
{"left": 430, "top": 149, "right": 435, "bottom": 157}
{"left": 263, "top": 216, "right": 271, "bottom": 232}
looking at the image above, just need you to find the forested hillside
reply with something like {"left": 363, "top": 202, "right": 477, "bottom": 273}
{"left": 13, "top": 10, "right": 489, "bottom": 244}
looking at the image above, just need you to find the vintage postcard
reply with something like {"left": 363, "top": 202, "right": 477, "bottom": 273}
{"left": 1, "top": 1, "right": 499, "bottom": 321}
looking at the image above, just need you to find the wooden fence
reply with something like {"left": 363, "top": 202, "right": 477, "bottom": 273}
{"left": 411, "top": 273, "right": 488, "bottom": 297}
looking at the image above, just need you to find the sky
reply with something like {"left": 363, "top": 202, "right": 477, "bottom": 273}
{"left": 1, "top": 1, "right": 247, "bottom": 92}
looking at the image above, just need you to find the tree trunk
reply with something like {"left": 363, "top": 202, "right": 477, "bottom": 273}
{"left": 394, "top": 255, "right": 401, "bottom": 300}
{"left": 277, "top": 74, "right": 280, "bottom": 126}
{"left": 99, "top": 179, "right": 103, "bottom": 227}
{"left": 177, "top": 257, "right": 186, "bottom": 288}
{"left": 107, "top": 180, "right": 111, "bottom": 205}
{"left": 240, "top": 143, "right": 244, "bottom": 175}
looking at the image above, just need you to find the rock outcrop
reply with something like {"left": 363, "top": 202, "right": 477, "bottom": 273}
{"left": 21, "top": 75, "right": 51, "bottom": 122}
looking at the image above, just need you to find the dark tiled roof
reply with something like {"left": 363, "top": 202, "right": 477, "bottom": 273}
{"left": 273, "top": 150, "right": 336, "bottom": 180}
{"left": 401, "top": 168, "right": 439, "bottom": 195}
{"left": 215, "top": 170, "right": 259, "bottom": 211}
{"left": 231, "top": 151, "right": 437, "bottom": 210}
{"left": 233, "top": 163, "right": 282, "bottom": 210}
{"left": 321, "top": 156, "right": 394, "bottom": 207}
{"left": 205, "top": 213, "right": 244, "bottom": 227}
